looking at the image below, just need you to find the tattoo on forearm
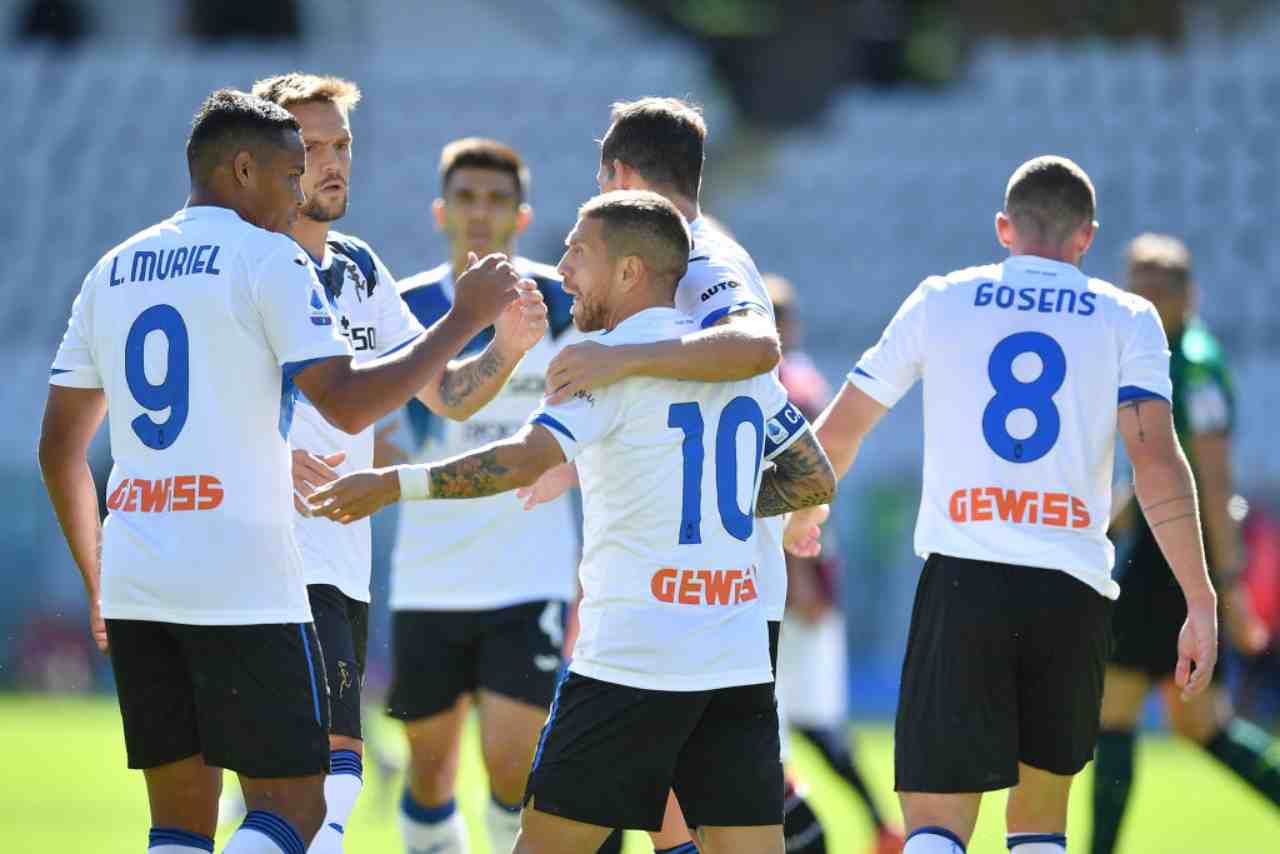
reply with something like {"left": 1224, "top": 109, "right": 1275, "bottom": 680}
{"left": 1121, "top": 399, "right": 1147, "bottom": 442}
{"left": 1151, "top": 512, "right": 1197, "bottom": 530}
{"left": 1141, "top": 493, "right": 1194, "bottom": 514}
{"left": 755, "top": 433, "right": 834, "bottom": 517}
{"left": 428, "top": 448, "right": 512, "bottom": 499}
{"left": 439, "top": 346, "right": 506, "bottom": 408}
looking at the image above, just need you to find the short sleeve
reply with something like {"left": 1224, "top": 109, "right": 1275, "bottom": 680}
{"left": 254, "top": 243, "right": 352, "bottom": 375}
{"left": 528, "top": 388, "right": 621, "bottom": 462}
{"left": 50, "top": 272, "right": 102, "bottom": 389}
{"left": 372, "top": 252, "right": 424, "bottom": 357}
{"left": 1184, "top": 368, "right": 1232, "bottom": 435}
{"left": 1118, "top": 304, "right": 1172, "bottom": 405}
{"left": 848, "top": 282, "right": 928, "bottom": 408}
{"left": 678, "top": 259, "right": 771, "bottom": 329}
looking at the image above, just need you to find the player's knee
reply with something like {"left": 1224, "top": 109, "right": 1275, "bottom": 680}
{"left": 482, "top": 745, "right": 534, "bottom": 803}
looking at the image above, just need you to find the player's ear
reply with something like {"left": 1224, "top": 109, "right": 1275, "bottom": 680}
{"left": 994, "top": 211, "right": 1014, "bottom": 249}
{"left": 515, "top": 203, "right": 533, "bottom": 235}
{"left": 233, "top": 150, "right": 254, "bottom": 188}
{"left": 431, "top": 198, "right": 447, "bottom": 231}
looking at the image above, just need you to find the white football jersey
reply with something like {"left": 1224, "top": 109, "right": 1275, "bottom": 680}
{"left": 389, "top": 260, "right": 580, "bottom": 611}
{"left": 289, "top": 232, "right": 423, "bottom": 602}
{"left": 530, "top": 308, "right": 810, "bottom": 692}
{"left": 850, "top": 255, "right": 1172, "bottom": 599}
{"left": 50, "top": 206, "right": 352, "bottom": 624}
{"left": 674, "top": 217, "right": 790, "bottom": 621}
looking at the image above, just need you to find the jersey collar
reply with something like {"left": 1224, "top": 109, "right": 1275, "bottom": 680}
{"left": 1003, "top": 254, "right": 1082, "bottom": 279}
{"left": 171, "top": 205, "right": 245, "bottom": 224}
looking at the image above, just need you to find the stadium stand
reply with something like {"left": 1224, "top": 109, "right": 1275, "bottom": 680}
{"left": 5, "top": 5, "right": 1279, "bottom": 678}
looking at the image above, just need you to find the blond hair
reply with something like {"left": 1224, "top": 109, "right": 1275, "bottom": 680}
{"left": 1127, "top": 233, "right": 1192, "bottom": 286}
{"left": 251, "top": 72, "right": 362, "bottom": 114}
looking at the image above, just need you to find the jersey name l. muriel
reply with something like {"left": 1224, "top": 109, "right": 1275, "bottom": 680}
{"left": 50, "top": 206, "right": 352, "bottom": 624}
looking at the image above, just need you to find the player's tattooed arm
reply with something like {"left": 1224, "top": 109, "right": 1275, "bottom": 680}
{"left": 309, "top": 424, "right": 567, "bottom": 522}
{"left": 433, "top": 345, "right": 509, "bottom": 416}
{"left": 755, "top": 431, "right": 837, "bottom": 517}
{"left": 418, "top": 280, "right": 548, "bottom": 420}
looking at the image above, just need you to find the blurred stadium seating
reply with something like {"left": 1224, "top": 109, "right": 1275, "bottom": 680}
{"left": 4, "top": 1, "right": 1278, "bottom": 694}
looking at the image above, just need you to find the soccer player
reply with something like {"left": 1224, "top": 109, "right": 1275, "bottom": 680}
{"left": 1090, "top": 234, "right": 1279, "bottom": 854}
{"left": 247, "top": 77, "right": 549, "bottom": 853}
{"left": 383, "top": 138, "right": 577, "bottom": 854}
{"left": 38, "top": 89, "right": 521, "bottom": 854}
{"left": 309, "top": 190, "right": 836, "bottom": 854}
{"left": 766, "top": 274, "right": 904, "bottom": 854}
{"left": 518, "top": 99, "right": 785, "bottom": 852}
{"left": 784, "top": 156, "right": 1219, "bottom": 854}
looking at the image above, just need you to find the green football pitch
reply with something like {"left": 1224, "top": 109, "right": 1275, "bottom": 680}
{"left": 1, "top": 695, "right": 1275, "bottom": 852}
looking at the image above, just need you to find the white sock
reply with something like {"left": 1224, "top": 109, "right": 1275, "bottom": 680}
{"left": 399, "top": 792, "right": 469, "bottom": 854}
{"left": 149, "top": 826, "right": 215, "bottom": 852}
{"left": 1007, "top": 832, "right": 1067, "bottom": 852}
{"left": 485, "top": 795, "right": 523, "bottom": 853}
{"left": 222, "top": 810, "right": 306, "bottom": 854}
{"left": 306, "top": 751, "right": 364, "bottom": 853}
{"left": 904, "top": 826, "right": 966, "bottom": 853}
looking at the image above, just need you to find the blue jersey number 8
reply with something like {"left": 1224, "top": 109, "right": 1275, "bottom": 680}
{"left": 125, "top": 304, "right": 190, "bottom": 450}
{"left": 668, "top": 397, "right": 765, "bottom": 544}
{"left": 981, "top": 331, "right": 1066, "bottom": 464}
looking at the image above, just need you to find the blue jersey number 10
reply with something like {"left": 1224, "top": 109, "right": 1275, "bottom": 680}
{"left": 668, "top": 397, "right": 765, "bottom": 544}
{"left": 125, "top": 304, "right": 190, "bottom": 450}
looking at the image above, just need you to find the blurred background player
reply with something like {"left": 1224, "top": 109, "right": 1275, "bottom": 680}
{"left": 38, "top": 88, "right": 522, "bottom": 854}
{"left": 384, "top": 138, "right": 578, "bottom": 854}
{"left": 309, "top": 189, "right": 837, "bottom": 854}
{"left": 767, "top": 274, "right": 904, "bottom": 854}
{"left": 1090, "top": 234, "right": 1280, "bottom": 854}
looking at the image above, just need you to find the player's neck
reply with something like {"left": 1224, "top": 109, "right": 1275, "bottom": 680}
{"left": 451, "top": 244, "right": 516, "bottom": 280}
{"left": 292, "top": 216, "right": 331, "bottom": 262}
{"left": 604, "top": 294, "right": 674, "bottom": 331}
{"left": 1008, "top": 246, "right": 1081, "bottom": 267}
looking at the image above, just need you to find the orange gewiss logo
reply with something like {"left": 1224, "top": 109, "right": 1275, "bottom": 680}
{"left": 949, "top": 486, "right": 1091, "bottom": 529}
{"left": 106, "top": 476, "right": 224, "bottom": 513}
{"left": 650, "top": 567, "right": 759, "bottom": 606}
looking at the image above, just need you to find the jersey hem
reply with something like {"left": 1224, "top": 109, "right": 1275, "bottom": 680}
{"left": 568, "top": 660, "right": 775, "bottom": 692}
{"left": 302, "top": 576, "right": 372, "bottom": 603}
{"left": 919, "top": 547, "right": 1119, "bottom": 600}
{"left": 99, "top": 604, "right": 314, "bottom": 625}
{"left": 390, "top": 592, "right": 576, "bottom": 612}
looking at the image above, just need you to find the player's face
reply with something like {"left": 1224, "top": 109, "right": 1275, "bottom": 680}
{"left": 1128, "top": 266, "right": 1190, "bottom": 335}
{"left": 558, "top": 217, "right": 614, "bottom": 332}
{"left": 290, "top": 100, "right": 352, "bottom": 223}
{"left": 439, "top": 168, "right": 523, "bottom": 256}
{"left": 242, "top": 131, "right": 306, "bottom": 234}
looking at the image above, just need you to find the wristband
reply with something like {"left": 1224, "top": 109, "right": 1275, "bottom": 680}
{"left": 397, "top": 466, "right": 431, "bottom": 501}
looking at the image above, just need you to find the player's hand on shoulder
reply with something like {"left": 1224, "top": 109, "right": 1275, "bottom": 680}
{"left": 516, "top": 461, "right": 578, "bottom": 510}
{"left": 784, "top": 505, "right": 830, "bottom": 558}
{"left": 1176, "top": 593, "right": 1220, "bottom": 701}
{"left": 292, "top": 449, "right": 346, "bottom": 516}
{"left": 451, "top": 252, "right": 520, "bottom": 330}
{"left": 308, "top": 468, "right": 401, "bottom": 524}
{"left": 544, "top": 340, "right": 627, "bottom": 404}
{"left": 495, "top": 278, "right": 548, "bottom": 357}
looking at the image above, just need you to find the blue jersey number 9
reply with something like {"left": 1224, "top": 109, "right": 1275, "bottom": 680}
{"left": 981, "top": 331, "right": 1066, "bottom": 464}
{"left": 125, "top": 304, "right": 190, "bottom": 450}
{"left": 668, "top": 396, "right": 765, "bottom": 544}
